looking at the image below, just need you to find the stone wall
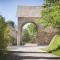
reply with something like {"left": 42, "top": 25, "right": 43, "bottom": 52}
{"left": 18, "top": 17, "right": 57, "bottom": 45}
{"left": 30, "top": 28, "right": 57, "bottom": 45}
{"left": 17, "top": 6, "right": 42, "bottom": 17}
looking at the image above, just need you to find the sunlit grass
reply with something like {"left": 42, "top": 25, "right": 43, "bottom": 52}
{"left": 41, "top": 34, "right": 60, "bottom": 56}
{"left": 47, "top": 35, "right": 60, "bottom": 51}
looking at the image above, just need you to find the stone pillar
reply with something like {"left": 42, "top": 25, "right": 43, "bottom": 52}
{"left": 17, "top": 17, "right": 24, "bottom": 46}
{"left": 17, "top": 18, "right": 21, "bottom": 46}
{"left": 17, "top": 31, "right": 20, "bottom": 46}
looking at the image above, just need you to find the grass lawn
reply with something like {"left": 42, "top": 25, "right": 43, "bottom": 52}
{"left": 52, "top": 49, "right": 60, "bottom": 56}
{"left": 41, "top": 34, "right": 60, "bottom": 56}
{"left": 47, "top": 35, "right": 60, "bottom": 51}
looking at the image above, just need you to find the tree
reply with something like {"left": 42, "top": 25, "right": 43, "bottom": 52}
{"left": 0, "top": 15, "right": 10, "bottom": 50}
{"left": 7, "top": 20, "right": 15, "bottom": 28}
{"left": 38, "top": 0, "right": 60, "bottom": 56}
{"left": 38, "top": 0, "right": 60, "bottom": 28}
{"left": 22, "top": 23, "right": 37, "bottom": 44}
{"left": 22, "top": 29, "right": 30, "bottom": 44}
{"left": 27, "top": 23, "right": 37, "bottom": 38}
{"left": 26, "top": 23, "right": 37, "bottom": 42}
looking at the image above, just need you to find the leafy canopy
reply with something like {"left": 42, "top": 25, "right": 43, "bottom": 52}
{"left": 22, "top": 23, "right": 37, "bottom": 43}
{"left": 0, "top": 15, "right": 10, "bottom": 49}
{"left": 7, "top": 20, "right": 15, "bottom": 28}
{"left": 38, "top": 0, "right": 60, "bottom": 28}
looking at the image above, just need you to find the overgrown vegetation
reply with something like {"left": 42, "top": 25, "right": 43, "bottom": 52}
{"left": 39, "top": 0, "right": 60, "bottom": 56}
{"left": 22, "top": 29, "right": 30, "bottom": 44}
{"left": 48, "top": 35, "right": 60, "bottom": 51}
{"left": 22, "top": 23, "right": 37, "bottom": 44}
{"left": 38, "top": 0, "right": 60, "bottom": 28}
{"left": 0, "top": 15, "right": 10, "bottom": 50}
{"left": 0, "top": 15, "right": 11, "bottom": 60}
{"left": 7, "top": 20, "right": 15, "bottom": 28}
{"left": 47, "top": 35, "right": 60, "bottom": 56}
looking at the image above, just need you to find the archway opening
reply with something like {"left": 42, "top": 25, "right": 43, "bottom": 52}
{"left": 21, "top": 22, "right": 38, "bottom": 45}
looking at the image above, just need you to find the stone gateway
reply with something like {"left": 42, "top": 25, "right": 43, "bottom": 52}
{"left": 16, "top": 6, "right": 55, "bottom": 45}
{"left": 16, "top": 6, "right": 42, "bottom": 45}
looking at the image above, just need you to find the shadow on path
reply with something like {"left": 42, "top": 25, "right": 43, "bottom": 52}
{"left": 5, "top": 53, "right": 60, "bottom": 60}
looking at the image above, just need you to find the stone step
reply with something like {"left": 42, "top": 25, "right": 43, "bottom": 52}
{"left": 6, "top": 52, "right": 60, "bottom": 60}
{"left": 12, "top": 53, "right": 59, "bottom": 58}
{"left": 7, "top": 46, "right": 60, "bottom": 60}
{"left": 18, "top": 59, "right": 60, "bottom": 60}
{"left": 8, "top": 51, "right": 47, "bottom": 53}
{"left": 7, "top": 46, "right": 48, "bottom": 53}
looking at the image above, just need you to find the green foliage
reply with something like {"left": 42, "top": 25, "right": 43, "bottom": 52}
{"left": 38, "top": 0, "right": 60, "bottom": 28}
{"left": 47, "top": 35, "right": 60, "bottom": 56}
{"left": 52, "top": 49, "right": 60, "bottom": 56}
{"left": 0, "top": 15, "right": 10, "bottom": 50}
{"left": 6, "top": 20, "right": 17, "bottom": 45}
{"left": 44, "top": 0, "right": 60, "bottom": 4}
{"left": 22, "top": 23, "right": 37, "bottom": 44}
{"left": 39, "top": 0, "right": 60, "bottom": 56}
{"left": 27, "top": 23, "right": 37, "bottom": 36}
{"left": 48, "top": 35, "right": 60, "bottom": 51}
{"left": 22, "top": 29, "right": 30, "bottom": 44}
{"left": 7, "top": 20, "right": 15, "bottom": 28}
{"left": 27, "top": 23, "right": 37, "bottom": 42}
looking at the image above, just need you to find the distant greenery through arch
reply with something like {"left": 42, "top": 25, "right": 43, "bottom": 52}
{"left": 22, "top": 23, "right": 38, "bottom": 45}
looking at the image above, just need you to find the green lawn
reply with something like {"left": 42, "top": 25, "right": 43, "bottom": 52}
{"left": 42, "top": 34, "right": 60, "bottom": 56}
{"left": 52, "top": 49, "right": 60, "bottom": 56}
{"left": 47, "top": 34, "right": 60, "bottom": 56}
{"left": 47, "top": 35, "right": 60, "bottom": 51}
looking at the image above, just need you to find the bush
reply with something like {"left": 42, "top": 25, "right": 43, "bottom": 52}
{"left": 0, "top": 16, "right": 10, "bottom": 54}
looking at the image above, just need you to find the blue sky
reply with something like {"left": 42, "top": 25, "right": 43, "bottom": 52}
{"left": 0, "top": 0, "right": 44, "bottom": 25}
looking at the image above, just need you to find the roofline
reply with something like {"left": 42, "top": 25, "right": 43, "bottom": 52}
{"left": 17, "top": 5, "right": 43, "bottom": 8}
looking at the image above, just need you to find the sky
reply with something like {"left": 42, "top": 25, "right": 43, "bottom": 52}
{"left": 0, "top": 0, "right": 44, "bottom": 25}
